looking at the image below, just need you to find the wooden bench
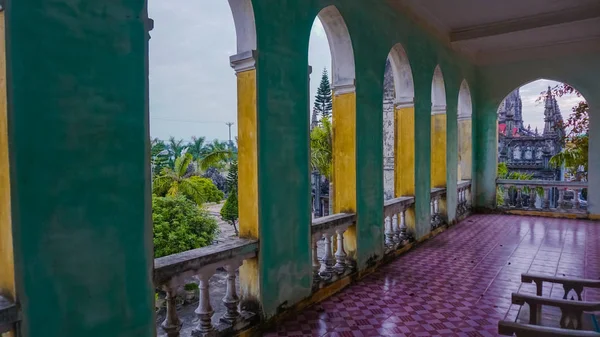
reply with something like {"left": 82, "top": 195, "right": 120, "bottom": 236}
{"left": 498, "top": 274, "right": 600, "bottom": 336}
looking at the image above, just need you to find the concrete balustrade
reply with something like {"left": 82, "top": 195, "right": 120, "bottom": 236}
{"left": 496, "top": 179, "right": 588, "bottom": 215}
{"left": 153, "top": 239, "right": 258, "bottom": 337}
{"left": 457, "top": 180, "right": 472, "bottom": 219}
{"left": 430, "top": 188, "right": 447, "bottom": 230}
{"left": 311, "top": 213, "right": 356, "bottom": 289}
{"left": 383, "top": 196, "right": 415, "bottom": 252}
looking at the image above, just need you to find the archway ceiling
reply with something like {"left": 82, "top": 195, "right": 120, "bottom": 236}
{"left": 390, "top": 0, "right": 600, "bottom": 65}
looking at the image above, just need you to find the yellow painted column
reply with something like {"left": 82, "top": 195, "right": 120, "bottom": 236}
{"left": 430, "top": 110, "right": 447, "bottom": 188}
{"left": 0, "top": 11, "right": 16, "bottom": 337}
{"left": 332, "top": 87, "right": 357, "bottom": 258}
{"left": 230, "top": 51, "right": 259, "bottom": 309}
{"left": 431, "top": 108, "right": 447, "bottom": 220}
{"left": 458, "top": 117, "right": 472, "bottom": 181}
{"left": 394, "top": 103, "right": 416, "bottom": 235}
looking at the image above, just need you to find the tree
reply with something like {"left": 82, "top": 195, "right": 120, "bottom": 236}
{"left": 537, "top": 84, "right": 589, "bottom": 180}
{"left": 220, "top": 162, "right": 239, "bottom": 235}
{"left": 167, "top": 137, "right": 186, "bottom": 168}
{"left": 151, "top": 138, "right": 169, "bottom": 176}
{"left": 152, "top": 195, "right": 218, "bottom": 258}
{"left": 198, "top": 139, "right": 234, "bottom": 171}
{"left": 153, "top": 153, "right": 212, "bottom": 205}
{"left": 314, "top": 68, "right": 333, "bottom": 119}
{"left": 310, "top": 116, "right": 333, "bottom": 180}
{"left": 202, "top": 167, "right": 227, "bottom": 192}
{"left": 187, "top": 136, "right": 208, "bottom": 161}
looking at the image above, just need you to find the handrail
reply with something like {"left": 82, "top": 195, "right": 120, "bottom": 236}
{"left": 0, "top": 295, "right": 19, "bottom": 334}
{"left": 311, "top": 212, "right": 355, "bottom": 236}
{"left": 383, "top": 196, "right": 414, "bottom": 218}
{"left": 154, "top": 238, "right": 258, "bottom": 286}
{"left": 497, "top": 179, "right": 587, "bottom": 188}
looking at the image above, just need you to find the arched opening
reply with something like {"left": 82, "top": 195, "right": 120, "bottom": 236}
{"left": 496, "top": 79, "right": 589, "bottom": 215}
{"left": 148, "top": 0, "right": 258, "bottom": 333}
{"left": 309, "top": 5, "right": 358, "bottom": 280}
{"left": 383, "top": 43, "right": 416, "bottom": 248}
{"left": 458, "top": 80, "right": 473, "bottom": 181}
{"left": 430, "top": 65, "right": 447, "bottom": 228}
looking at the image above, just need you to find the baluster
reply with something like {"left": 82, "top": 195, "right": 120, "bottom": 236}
{"left": 516, "top": 188, "right": 523, "bottom": 208}
{"left": 400, "top": 211, "right": 407, "bottom": 241}
{"left": 384, "top": 216, "right": 393, "bottom": 248}
{"left": 221, "top": 263, "right": 241, "bottom": 324}
{"left": 312, "top": 236, "right": 321, "bottom": 284}
{"left": 194, "top": 274, "right": 214, "bottom": 334}
{"left": 161, "top": 283, "right": 182, "bottom": 337}
{"left": 574, "top": 189, "right": 581, "bottom": 209}
{"left": 320, "top": 233, "right": 335, "bottom": 277}
{"left": 529, "top": 188, "right": 537, "bottom": 209}
{"left": 543, "top": 188, "right": 550, "bottom": 210}
{"left": 557, "top": 188, "right": 565, "bottom": 210}
{"left": 430, "top": 198, "right": 434, "bottom": 217}
{"left": 334, "top": 229, "right": 347, "bottom": 273}
{"left": 503, "top": 186, "right": 510, "bottom": 207}
{"left": 392, "top": 213, "right": 400, "bottom": 246}
{"left": 434, "top": 197, "right": 440, "bottom": 216}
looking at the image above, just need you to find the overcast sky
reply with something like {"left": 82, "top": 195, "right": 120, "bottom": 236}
{"left": 149, "top": 2, "right": 579, "bottom": 142}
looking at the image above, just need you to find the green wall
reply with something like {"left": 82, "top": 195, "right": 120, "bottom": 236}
{"left": 6, "top": 1, "right": 155, "bottom": 336}
{"left": 251, "top": 0, "right": 476, "bottom": 318}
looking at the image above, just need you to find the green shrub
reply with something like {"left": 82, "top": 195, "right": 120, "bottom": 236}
{"left": 189, "top": 176, "right": 224, "bottom": 203}
{"left": 153, "top": 195, "right": 219, "bottom": 258}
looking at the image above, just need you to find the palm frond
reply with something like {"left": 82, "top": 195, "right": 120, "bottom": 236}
{"left": 199, "top": 150, "right": 232, "bottom": 171}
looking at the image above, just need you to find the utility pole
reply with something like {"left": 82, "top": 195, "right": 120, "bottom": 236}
{"left": 225, "top": 122, "right": 234, "bottom": 146}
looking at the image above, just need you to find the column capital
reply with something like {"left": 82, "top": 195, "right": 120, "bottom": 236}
{"left": 394, "top": 98, "right": 414, "bottom": 109}
{"left": 431, "top": 104, "right": 446, "bottom": 115}
{"left": 332, "top": 79, "right": 355, "bottom": 96}
{"left": 230, "top": 50, "right": 257, "bottom": 73}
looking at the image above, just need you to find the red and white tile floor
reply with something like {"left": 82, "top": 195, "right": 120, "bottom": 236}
{"left": 264, "top": 214, "right": 600, "bottom": 336}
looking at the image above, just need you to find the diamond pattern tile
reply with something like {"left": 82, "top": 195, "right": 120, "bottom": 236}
{"left": 264, "top": 215, "right": 600, "bottom": 336}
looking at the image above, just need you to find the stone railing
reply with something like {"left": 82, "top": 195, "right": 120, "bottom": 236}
{"left": 311, "top": 213, "right": 356, "bottom": 289}
{"left": 383, "top": 196, "right": 415, "bottom": 252}
{"left": 496, "top": 179, "right": 588, "bottom": 214}
{"left": 456, "top": 180, "right": 472, "bottom": 219}
{"left": 430, "top": 188, "right": 446, "bottom": 230}
{"left": 154, "top": 238, "right": 259, "bottom": 337}
{"left": 0, "top": 295, "right": 19, "bottom": 334}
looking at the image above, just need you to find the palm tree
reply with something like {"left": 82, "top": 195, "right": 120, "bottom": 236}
{"left": 167, "top": 137, "right": 185, "bottom": 168}
{"left": 153, "top": 153, "right": 206, "bottom": 205}
{"left": 187, "top": 136, "right": 208, "bottom": 161}
{"left": 196, "top": 139, "right": 236, "bottom": 172}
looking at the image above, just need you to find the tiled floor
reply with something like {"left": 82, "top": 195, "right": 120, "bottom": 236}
{"left": 265, "top": 214, "right": 600, "bottom": 336}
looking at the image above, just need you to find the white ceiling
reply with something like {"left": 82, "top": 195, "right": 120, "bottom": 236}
{"left": 391, "top": 0, "right": 600, "bottom": 64}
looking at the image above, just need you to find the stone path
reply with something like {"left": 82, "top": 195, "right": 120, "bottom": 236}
{"left": 205, "top": 202, "right": 239, "bottom": 243}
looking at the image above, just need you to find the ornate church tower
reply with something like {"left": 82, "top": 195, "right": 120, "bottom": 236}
{"left": 542, "top": 86, "right": 564, "bottom": 136}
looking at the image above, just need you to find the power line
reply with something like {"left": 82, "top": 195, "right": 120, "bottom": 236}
{"left": 151, "top": 117, "right": 235, "bottom": 124}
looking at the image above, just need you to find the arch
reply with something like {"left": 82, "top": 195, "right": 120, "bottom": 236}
{"left": 387, "top": 43, "right": 414, "bottom": 104}
{"left": 228, "top": 0, "right": 257, "bottom": 53}
{"left": 318, "top": 6, "right": 355, "bottom": 91}
{"left": 431, "top": 65, "right": 447, "bottom": 113}
{"left": 458, "top": 80, "right": 472, "bottom": 119}
{"left": 458, "top": 80, "right": 473, "bottom": 181}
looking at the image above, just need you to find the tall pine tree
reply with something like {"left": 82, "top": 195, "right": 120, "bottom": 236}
{"left": 314, "top": 68, "right": 333, "bottom": 119}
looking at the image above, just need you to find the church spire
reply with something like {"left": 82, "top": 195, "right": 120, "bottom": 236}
{"left": 543, "top": 86, "right": 559, "bottom": 135}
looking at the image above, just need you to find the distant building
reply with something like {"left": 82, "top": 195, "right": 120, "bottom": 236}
{"left": 497, "top": 87, "right": 564, "bottom": 181}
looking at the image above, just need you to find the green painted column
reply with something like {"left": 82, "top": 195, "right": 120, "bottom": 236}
{"left": 445, "top": 93, "right": 458, "bottom": 223}
{"left": 355, "top": 68, "right": 384, "bottom": 269}
{"left": 413, "top": 95, "right": 432, "bottom": 239}
{"left": 6, "top": 1, "right": 155, "bottom": 336}
{"left": 473, "top": 97, "right": 499, "bottom": 209}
